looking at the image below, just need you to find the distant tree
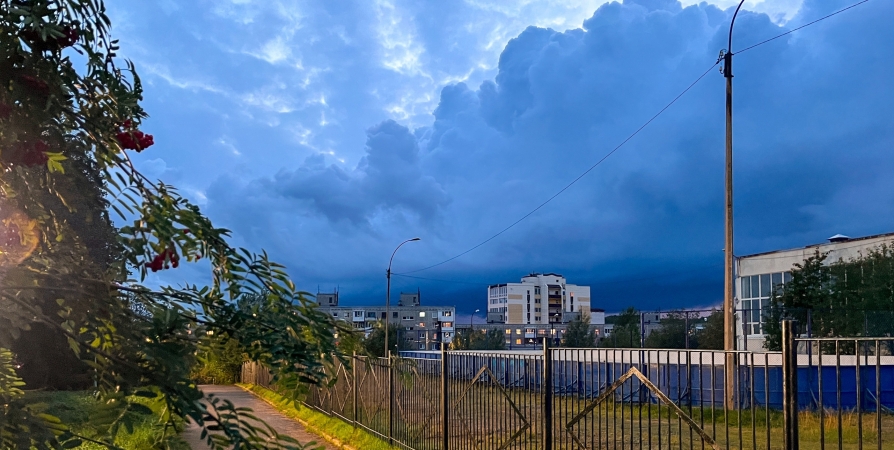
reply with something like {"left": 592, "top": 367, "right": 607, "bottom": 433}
{"left": 696, "top": 310, "right": 724, "bottom": 350}
{"left": 562, "top": 314, "right": 595, "bottom": 348}
{"left": 451, "top": 328, "right": 506, "bottom": 350}
{"left": 605, "top": 307, "right": 641, "bottom": 348}
{"left": 644, "top": 311, "right": 689, "bottom": 349}
{"left": 764, "top": 248, "right": 894, "bottom": 351}
{"left": 363, "top": 322, "right": 409, "bottom": 357}
{"left": 191, "top": 331, "right": 245, "bottom": 384}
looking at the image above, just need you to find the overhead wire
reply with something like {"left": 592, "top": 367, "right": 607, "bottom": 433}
{"left": 400, "top": 61, "right": 720, "bottom": 274}
{"left": 399, "top": 0, "right": 873, "bottom": 276}
{"left": 736, "top": 0, "right": 870, "bottom": 55}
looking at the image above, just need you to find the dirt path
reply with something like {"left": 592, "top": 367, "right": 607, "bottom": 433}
{"left": 182, "top": 385, "right": 337, "bottom": 449}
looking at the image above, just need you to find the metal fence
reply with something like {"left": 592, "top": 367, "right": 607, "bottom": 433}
{"left": 243, "top": 325, "right": 894, "bottom": 450}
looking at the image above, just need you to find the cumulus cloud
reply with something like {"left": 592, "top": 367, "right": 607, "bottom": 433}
{"left": 117, "top": 0, "right": 893, "bottom": 311}
{"left": 258, "top": 120, "right": 449, "bottom": 226}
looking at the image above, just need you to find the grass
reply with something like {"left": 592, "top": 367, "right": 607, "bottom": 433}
{"left": 301, "top": 372, "right": 894, "bottom": 450}
{"left": 23, "top": 390, "right": 189, "bottom": 449}
{"left": 238, "top": 383, "right": 398, "bottom": 450}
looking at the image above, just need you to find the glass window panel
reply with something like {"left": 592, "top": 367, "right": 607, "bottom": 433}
{"left": 771, "top": 272, "right": 782, "bottom": 289}
{"left": 751, "top": 308, "right": 761, "bottom": 322}
{"left": 784, "top": 271, "right": 792, "bottom": 283}
{"left": 760, "top": 274, "right": 771, "bottom": 297}
{"left": 742, "top": 299, "right": 751, "bottom": 311}
{"left": 750, "top": 276, "right": 759, "bottom": 299}
{"left": 742, "top": 278, "right": 751, "bottom": 299}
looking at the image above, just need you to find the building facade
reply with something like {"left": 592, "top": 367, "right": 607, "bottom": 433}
{"left": 736, "top": 232, "right": 894, "bottom": 351}
{"left": 315, "top": 291, "right": 456, "bottom": 350}
{"left": 486, "top": 273, "right": 591, "bottom": 325}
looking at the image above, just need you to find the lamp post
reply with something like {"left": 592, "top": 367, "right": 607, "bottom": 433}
{"left": 470, "top": 309, "right": 479, "bottom": 329}
{"left": 722, "top": 0, "right": 746, "bottom": 411}
{"left": 385, "top": 237, "right": 420, "bottom": 358}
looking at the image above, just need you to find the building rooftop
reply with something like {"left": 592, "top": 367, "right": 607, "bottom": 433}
{"left": 738, "top": 231, "right": 894, "bottom": 259}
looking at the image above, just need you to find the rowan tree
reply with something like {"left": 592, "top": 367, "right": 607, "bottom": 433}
{"left": 0, "top": 1, "right": 349, "bottom": 448}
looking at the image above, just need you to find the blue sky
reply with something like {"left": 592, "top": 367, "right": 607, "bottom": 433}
{"left": 108, "top": 0, "right": 894, "bottom": 316}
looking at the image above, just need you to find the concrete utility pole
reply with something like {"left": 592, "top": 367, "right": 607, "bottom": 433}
{"left": 722, "top": 0, "right": 746, "bottom": 411}
{"left": 385, "top": 237, "right": 420, "bottom": 358}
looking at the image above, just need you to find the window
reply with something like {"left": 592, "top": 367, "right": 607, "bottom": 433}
{"left": 515, "top": 339, "right": 522, "bottom": 345}
{"left": 515, "top": 329, "right": 522, "bottom": 335}
{"left": 418, "top": 322, "right": 425, "bottom": 327}
{"left": 354, "top": 311, "right": 363, "bottom": 317}
{"left": 332, "top": 312, "right": 338, "bottom": 317}
{"left": 538, "top": 329, "right": 546, "bottom": 335}
{"left": 393, "top": 312, "right": 398, "bottom": 318}
{"left": 367, "top": 311, "right": 376, "bottom": 318}
{"left": 442, "top": 322, "right": 453, "bottom": 327}
{"left": 505, "top": 329, "right": 511, "bottom": 335}
{"left": 419, "top": 343, "right": 425, "bottom": 349}
{"left": 381, "top": 312, "right": 386, "bottom": 319}
{"left": 443, "top": 311, "right": 452, "bottom": 317}
{"left": 418, "top": 331, "right": 426, "bottom": 339}
{"left": 419, "top": 312, "right": 426, "bottom": 317}
{"left": 739, "top": 271, "right": 791, "bottom": 335}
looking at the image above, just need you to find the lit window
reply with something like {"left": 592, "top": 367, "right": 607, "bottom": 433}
{"left": 515, "top": 329, "right": 521, "bottom": 335}
{"left": 419, "top": 312, "right": 426, "bottom": 317}
{"left": 515, "top": 339, "right": 522, "bottom": 345}
{"left": 505, "top": 329, "right": 511, "bottom": 335}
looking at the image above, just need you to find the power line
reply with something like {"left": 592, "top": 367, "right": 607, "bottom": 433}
{"left": 736, "top": 0, "right": 870, "bottom": 55}
{"left": 400, "top": 61, "right": 720, "bottom": 275}
{"left": 401, "top": 0, "right": 871, "bottom": 276}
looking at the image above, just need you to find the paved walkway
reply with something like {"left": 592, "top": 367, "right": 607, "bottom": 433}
{"left": 182, "top": 385, "right": 337, "bottom": 449}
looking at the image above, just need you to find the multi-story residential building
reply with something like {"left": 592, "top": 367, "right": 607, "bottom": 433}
{"left": 736, "top": 232, "right": 894, "bottom": 351}
{"left": 315, "top": 290, "right": 456, "bottom": 350}
{"left": 486, "top": 273, "right": 591, "bottom": 325}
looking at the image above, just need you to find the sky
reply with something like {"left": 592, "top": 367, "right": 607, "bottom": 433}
{"left": 106, "top": 0, "right": 894, "bottom": 317}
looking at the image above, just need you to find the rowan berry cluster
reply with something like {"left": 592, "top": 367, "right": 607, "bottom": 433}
{"left": 0, "top": 223, "right": 21, "bottom": 248}
{"left": 5, "top": 140, "right": 49, "bottom": 167}
{"left": 115, "top": 120, "right": 154, "bottom": 151}
{"left": 20, "top": 26, "right": 79, "bottom": 51}
{"left": 16, "top": 74, "right": 50, "bottom": 97}
{"left": 145, "top": 247, "right": 180, "bottom": 272}
{"left": 0, "top": 102, "right": 12, "bottom": 120}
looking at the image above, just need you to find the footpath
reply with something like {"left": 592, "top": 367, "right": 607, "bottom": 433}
{"left": 182, "top": 385, "right": 336, "bottom": 450}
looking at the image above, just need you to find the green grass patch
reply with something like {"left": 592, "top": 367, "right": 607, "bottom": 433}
{"left": 238, "top": 383, "right": 397, "bottom": 450}
{"left": 23, "top": 390, "right": 189, "bottom": 449}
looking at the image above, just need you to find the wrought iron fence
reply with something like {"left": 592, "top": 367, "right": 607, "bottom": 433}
{"left": 242, "top": 329, "right": 894, "bottom": 450}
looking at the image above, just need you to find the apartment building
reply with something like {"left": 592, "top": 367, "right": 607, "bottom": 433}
{"left": 486, "top": 273, "right": 591, "bottom": 325}
{"left": 315, "top": 290, "right": 456, "bottom": 350}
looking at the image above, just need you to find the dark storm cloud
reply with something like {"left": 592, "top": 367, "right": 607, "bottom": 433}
{"left": 260, "top": 120, "right": 449, "bottom": 226}
{"left": 204, "top": 0, "right": 894, "bottom": 312}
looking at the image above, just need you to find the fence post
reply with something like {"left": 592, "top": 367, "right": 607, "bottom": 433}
{"left": 388, "top": 353, "right": 394, "bottom": 445}
{"left": 441, "top": 342, "right": 449, "bottom": 450}
{"left": 542, "top": 337, "right": 553, "bottom": 450}
{"left": 352, "top": 352, "right": 358, "bottom": 426}
{"left": 781, "top": 319, "right": 799, "bottom": 450}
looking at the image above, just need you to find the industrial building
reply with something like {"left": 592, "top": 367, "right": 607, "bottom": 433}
{"left": 736, "top": 232, "right": 894, "bottom": 351}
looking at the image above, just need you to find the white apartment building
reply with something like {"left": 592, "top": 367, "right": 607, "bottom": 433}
{"left": 736, "top": 232, "right": 894, "bottom": 351}
{"left": 486, "top": 273, "right": 591, "bottom": 325}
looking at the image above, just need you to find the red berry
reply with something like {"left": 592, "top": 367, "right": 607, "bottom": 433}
{"left": 16, "top": 75, "right": 49, "bottom": 96}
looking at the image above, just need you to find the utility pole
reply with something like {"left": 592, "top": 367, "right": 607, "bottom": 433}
{"left": 723, "top": 0, "right": 746, "bottom": 412}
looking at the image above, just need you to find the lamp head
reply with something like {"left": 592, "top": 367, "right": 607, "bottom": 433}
{"left": 410, "top": 237, "right": 421, "bottom": 241}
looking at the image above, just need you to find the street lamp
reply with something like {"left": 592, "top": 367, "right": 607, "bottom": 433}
{"left": 385, "top": 237, "right": 420, "bottom": 358}
{"left": 721, "top": 0, "right": 746, "bottom": 411}
{"left": 471, "top": 309, "right": 480, "bottom": 329}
